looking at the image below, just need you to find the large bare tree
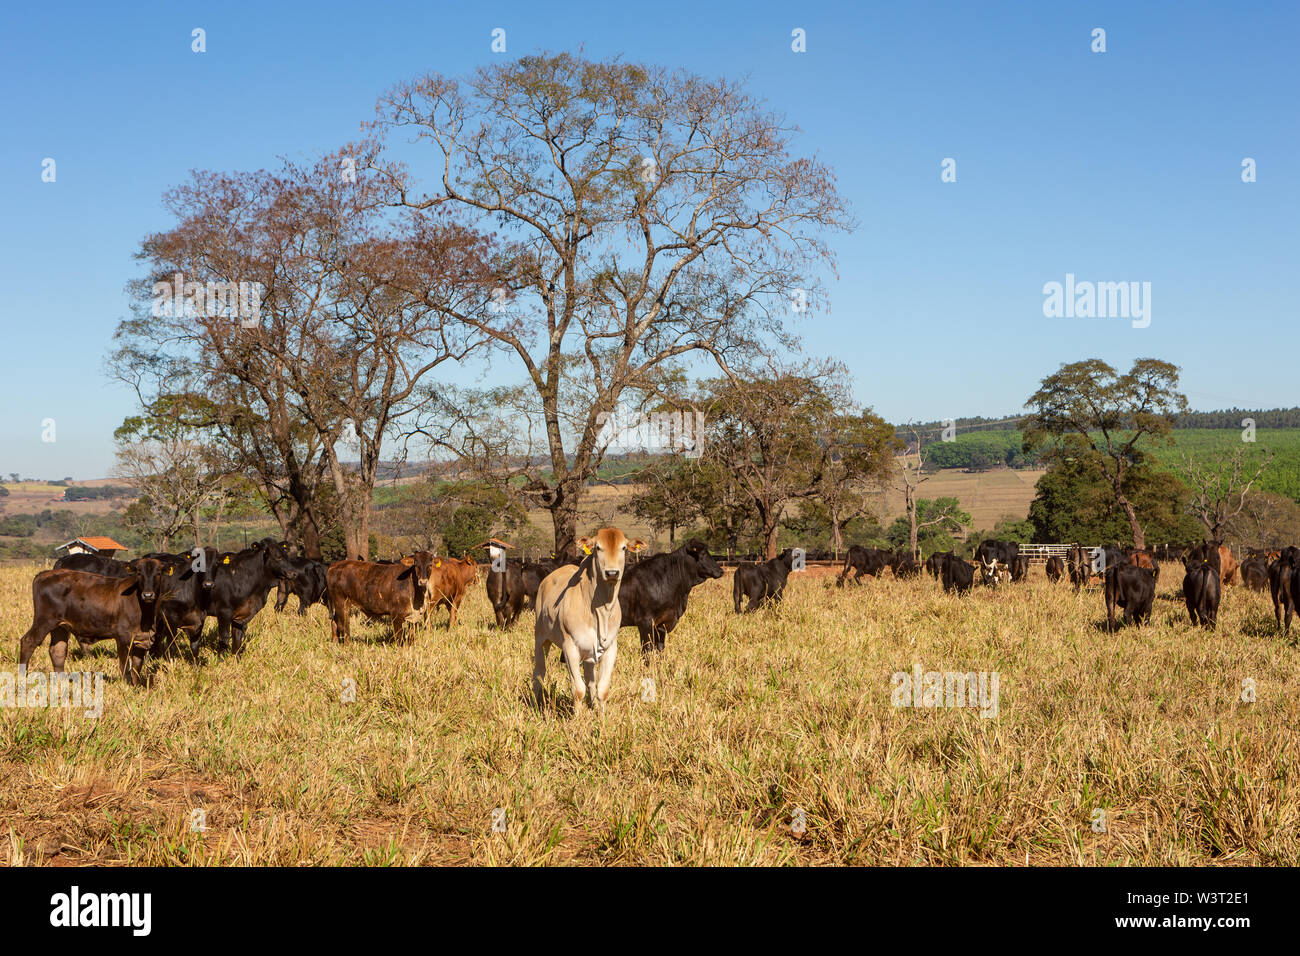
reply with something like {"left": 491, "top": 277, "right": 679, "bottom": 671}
{"left": 372, "top": 52, "right": 852, "bottom": 556}
{"left": 112, "top": 149, "right": 494, "bottom": 558}
{"left": 1179, "top": 446, "right": 1274, "bottom": 540}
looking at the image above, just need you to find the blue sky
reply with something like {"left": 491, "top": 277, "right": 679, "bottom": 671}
{"left": 1, "top": 0, "right": 1296, "bottom": 479}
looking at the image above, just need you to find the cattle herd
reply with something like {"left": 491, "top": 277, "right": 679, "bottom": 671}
{"left": 13, "top": 530, "right": 1298, "bottom": 712}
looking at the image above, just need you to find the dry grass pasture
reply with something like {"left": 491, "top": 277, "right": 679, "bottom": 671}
{"left": 1, "top": 562, "right": 1297, "bottom": 866}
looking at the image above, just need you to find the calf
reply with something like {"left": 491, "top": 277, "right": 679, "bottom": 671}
{"left": 1010, "top": 555, "right": 1029, "bottom": 582}
{"left": 941, "top": 553, "right": 974, "bottom": 595}
{"left": 1104, "top": 564, "right": 1156, "bottom": 630}
{"left": 1185, "top": 542, "right": 1238, "bottom": 585}
{"left": 19, "top": 557, "right": 168, "bottom": 685}
{"left": 533, "top": 528, "right": 644, "bottom": 713}
{"left": 275, "top": 553, "right": 329, "bottom": 615}
{"left": 484, "top": 548, "right": 559, "bottom": 629}
{"left": 205, "top": 541, "right": 299, "bottom": 655}
{"left": 1045, "top": 555, "right": 1065, "bottom": 583}
{"left": 1183, "top": 561, "right": 1221, "bottom": 629}
{"left": 326, "top": 552, "right": 434, "bottom": 644}
{"left": 734, "top": 548, "right": 797, "bottom": 612}
{"left": 425, "top": 555, "right": 477, "bottom": 628}
{"left": 151, "top": 548, "right": 218, "bottom": 654}
{"left": 836, "top": 546, "right": 888, "bottom": 586}
{"left": 618, "top": 541, "right": 723, "bottom": 653}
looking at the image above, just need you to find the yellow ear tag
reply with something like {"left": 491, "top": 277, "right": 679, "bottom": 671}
{"left": 223, "top": 556, "right": 231, "bottom": 564}
{"left": 167, "top": 567, "right": 173, "bottom": 575}
{"left": 435, "top": 559, "right": 442, "bottom": 567}
{"left": 582, "top": 545, "right": 591, "bottom": 555}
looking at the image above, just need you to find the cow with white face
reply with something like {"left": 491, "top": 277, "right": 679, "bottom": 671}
{"left": 532, "top": 528, "right": 645, "bottom": 714}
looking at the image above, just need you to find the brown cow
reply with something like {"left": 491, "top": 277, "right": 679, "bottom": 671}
{"left": 19, "top": 558, "right": 169, "bottom": 685}
{"left": 424, "top": 555, "right": 477, "bottom": 628}
{"left": 326, "top": 552, "right": 435, "bottom": 644}
{"left": 1045, "top": 555, "right": 1065, "bottom": 583}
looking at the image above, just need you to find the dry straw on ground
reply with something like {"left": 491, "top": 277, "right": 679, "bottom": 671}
{"left": 1, "top": 563, "right": 1296, "bottom": 866}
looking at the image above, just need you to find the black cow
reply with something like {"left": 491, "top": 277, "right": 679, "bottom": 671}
{"left": 275, "top": 554, "right": 329, "bottom": 614}
{"left": 974, "top": 539, "right": 1019, "bottom": 585}
{"left": 1183, "top": 560, "right": 1221, "bottom": 629}
{"left": 941, "top": 553, "right": 974, "bottom": 595}
{"left": 890, "top": 551, "right": 922, "bottom": 579}
{"left": 54, "top": 552, "right": 132, "bottom": 576}
{"left": 1010, "top": 555, "right": 1029, "bottom": 582}
{"left": 19, "top": 557, "right": 169, "bottom": 685}
{"left": 146, "top": 548, "right": 219, "bottom": 654}
{"left": 734, "top": 548, "right": 797, "bottom": 612}
{"left": 924, "top": 552, "right": 949, "bottom": 579}
{"left": 836, "top": 545, "right": 889, "bottom": 587}
{"left": 1104, "top": 564, "right": 1156, "bottom": 630}
{"left": 618, "top": 542, "right": 723, "bottom": 652}
{"left": 1239, "top": 555, "right": 1269, "bottom": 592}
{"left": 202, "top": 541, "right": 299, "bottom": 656}
{"left": 1045, "top": 555, "right": 1065, "bottom": 583}
{"left": 1270, "top": 547, "right": 1298, "bottom": 633}
{"left": 483, "top": 542, "right": 560, "bottom": 628}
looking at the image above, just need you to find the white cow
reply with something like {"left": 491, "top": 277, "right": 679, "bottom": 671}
{"left": 533, "top": 527, "right": 645, "bottom": 713}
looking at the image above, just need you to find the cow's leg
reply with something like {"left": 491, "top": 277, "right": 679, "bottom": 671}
{"left": 561, "top": 641, "right": 587, "bottom": 712}
{"left": 47, "top": 626, "right": 71, "bottom": 673}
{"left": 231, "top": 623, "right": 247, "bottom": 656}
{"left": 532, "top": 639, "right": 550, "bottom": 706}
{"left": 19, "top": 619, "right": 52, "bottom": 671}
{"left": 447, "top": 599, "right": 459, "bottom": 630}
{"left": 594, "top": 639, "right": 618, "bottom": 710}
{"left": 275, "top": 580, "right": 288, "bottom": 612}
{"left": 582, "top": 659, "right": 598, "bottom": 713}
{"left": 392, "top": 617, "right": 404, "bottom": 645}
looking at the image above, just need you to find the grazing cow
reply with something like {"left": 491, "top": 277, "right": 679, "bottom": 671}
{"left": 734, "top": 548, "right": 798, "bottom": 612}
{"left": 924, "top": 552, "right": 949, "bottom": 579}
{"left": 532, "top": 528, "right": 645, "bottom": 713}
{"left": 1182, "top": 560, "right": 1221, "bottom": 629}
{"left": 617, "top": 541, "right": 723, "bottom": 653}
{"left": 326, "top": 552, "right": 435, "bottom": 645}
{"left": 1045, "top": 555, "right": 1065, "bottom": 583}
{"left": 1104, "top": 564, "right": 1156, "bottom": 631}
{"left": 19, "top": 557, "right": 169, "bottom": 685}
{"left": 941, "top": 552, "right": 974, "bottom": 595}
{"left": 836, "top": 546, "right": 888, "bottom": 587}
{"left": 1009, "top": 555, "right": 1029, "bottom": 582}
{"left": 891, "top": 552, "right": 922, "bottom": 579}
{"left": 205, "top": 541, "right": 299, "bottom": 655}
{"left": 274, "top": 551, "right": 329, "bottom": 615}
{"left": 425, "top": 555, "right": 477, "bottom": 628}
{"left": 1239, "top": 555, "right": 1270, "bottom": 592}
{"left": 1066, "top": 545, "right": 1094, "bottom": 589}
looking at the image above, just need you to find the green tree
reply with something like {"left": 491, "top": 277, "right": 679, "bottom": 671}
{"left": 1023, "top": 358, "right": 1188, "bottom": 549}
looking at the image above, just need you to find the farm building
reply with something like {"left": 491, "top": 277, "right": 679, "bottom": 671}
{"left": 54, "top": 536, "right": 128, "bottom": 558}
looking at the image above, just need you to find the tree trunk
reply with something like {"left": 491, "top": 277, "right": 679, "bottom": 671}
{"left": 1118, "top": 493, "right": 1145, "bottom": 549}
{"left": 549, "top": 482, "right": 581, "bottom": 561}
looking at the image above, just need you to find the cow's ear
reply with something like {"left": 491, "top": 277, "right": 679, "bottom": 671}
{"left": 578, "top": 537, "right": 592, "bottom": 555}
{"left": 628, "top": 539, "right": 647, "bottom": 553}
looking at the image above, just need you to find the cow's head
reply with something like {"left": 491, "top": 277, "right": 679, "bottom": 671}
{"left": 579, "top": 528, "right": 645, "bottom": 582}
{"left": 123, "top": 556, "right": 166, "bottom": 605}
{"left": 401, "top": 551, "right": 435, "bottom": 591}
{"left": 684, "top": 541, "right": 724, "bottom": 579}
{"left": 979, "top": 555, "right": 1001, "bottom": 585}
{"left": 254, "top": 539, "right": 299, "bottom": 581}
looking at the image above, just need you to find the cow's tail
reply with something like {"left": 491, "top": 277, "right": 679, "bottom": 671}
{"left": 732, "top": 569, "right": 742, "bottom": 613}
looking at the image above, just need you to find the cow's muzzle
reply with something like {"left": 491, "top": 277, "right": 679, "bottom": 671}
{"left": 603, "top": 569, "right": 621, "bottom": 581}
